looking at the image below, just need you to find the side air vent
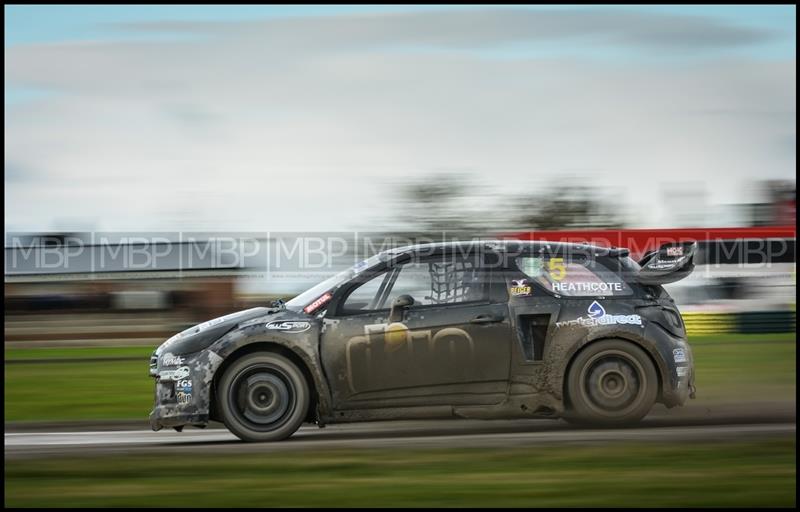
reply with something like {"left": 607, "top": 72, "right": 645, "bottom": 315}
{"left": 517, "top": 314, "right": 550, "bottom": 361}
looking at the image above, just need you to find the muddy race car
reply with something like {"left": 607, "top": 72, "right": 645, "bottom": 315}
{"left": 150, "top": 240, "right": 697, "bottom": 442}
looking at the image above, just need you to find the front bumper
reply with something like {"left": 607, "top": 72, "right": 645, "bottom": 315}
{"left": 150, "top": 411, "right": 210, "bottom": 431}
{"left": 149, "top": 349, "right": 224, "bottom": 431}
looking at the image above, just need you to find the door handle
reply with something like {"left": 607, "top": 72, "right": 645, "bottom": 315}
{"left": 470, "top": 314, "right": 505, "bottom": 324}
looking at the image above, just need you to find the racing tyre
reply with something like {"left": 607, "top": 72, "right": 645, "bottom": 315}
{"left": 565, "top": 339, "right": 658, "bottom": 426}
{"left": 218, "top": 352, "right": 310, "bottom": 442}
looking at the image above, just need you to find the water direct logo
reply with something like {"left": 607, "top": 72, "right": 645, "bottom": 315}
{"left": 556, "top": 301, "right": 642, "bottom": 328}
{"left": 588, "top": 301, "right": 606, "bottom": 318}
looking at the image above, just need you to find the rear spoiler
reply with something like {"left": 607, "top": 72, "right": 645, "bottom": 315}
{"left": 636, "top": 242, "right": 697, "bottom": 285}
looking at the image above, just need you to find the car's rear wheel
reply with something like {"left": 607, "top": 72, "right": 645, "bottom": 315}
{"left": 217, "top": 352, "right": 309, "bottom": 442}
{"left": 564, "top": 339, "right": 658, "bottom": 426}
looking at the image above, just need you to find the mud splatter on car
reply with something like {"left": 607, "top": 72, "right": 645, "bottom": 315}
{"left": 150, "top": 240, "right": 697, "bottom": 441}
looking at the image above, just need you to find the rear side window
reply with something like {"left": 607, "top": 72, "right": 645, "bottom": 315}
{"left": 391, "top": 257, "right": 487, "bottom": 306}
{"left": 516, "top": 255, "right": 632, "bottom": 297}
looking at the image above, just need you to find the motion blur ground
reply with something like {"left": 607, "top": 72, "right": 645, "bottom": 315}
{"left": 5, "top": 438, "right": 796, "bottom": 507}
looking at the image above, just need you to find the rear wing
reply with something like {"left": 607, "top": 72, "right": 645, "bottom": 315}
{"left": 636, "top": 242, "right": 697, "bottom": 285}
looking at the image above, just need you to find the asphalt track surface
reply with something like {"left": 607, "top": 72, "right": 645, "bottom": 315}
{"left": 5, "top": 403, "right": 796, "bottom": 459}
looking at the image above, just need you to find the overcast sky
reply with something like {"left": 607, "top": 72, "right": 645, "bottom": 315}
{"left": 4, "top": 5, "right": 796, "bottom": 232}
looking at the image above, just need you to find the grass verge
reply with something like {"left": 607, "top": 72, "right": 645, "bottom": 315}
{"left": 5, "top": 346, "right": 152, "bottom": 361}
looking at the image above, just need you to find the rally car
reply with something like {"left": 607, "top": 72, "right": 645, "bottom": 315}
{"left": 150, "top": 240, "right": 697, "bottom": 442}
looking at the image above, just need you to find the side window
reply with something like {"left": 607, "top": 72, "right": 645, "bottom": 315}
{"left": 386, "top": 262, "right": 434, "bottom": 305}
{"left": 516, "top": 255, "right": 632, "bottom": 297}
{"left": 342, "top": 271, "right": 390, "bottom": 311}
{"left": 341, "top": 254, "right": 490, "bottom": 313}
{"left": 388, "top": 255, "right": 488, "bottom": 306}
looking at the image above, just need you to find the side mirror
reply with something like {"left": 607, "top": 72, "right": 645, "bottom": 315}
{"left": 389, "top": 294, "right": 414, "bottom": 323}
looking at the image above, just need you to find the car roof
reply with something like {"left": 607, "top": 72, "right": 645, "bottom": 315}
{"left": 384, "top": 240, "right": 630, "bottom": 258}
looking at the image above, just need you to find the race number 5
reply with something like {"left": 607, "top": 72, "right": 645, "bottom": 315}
{"left": 549, "top": 258, "right": 566, "bottom": 281}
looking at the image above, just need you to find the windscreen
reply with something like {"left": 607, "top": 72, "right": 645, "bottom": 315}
{"left": 285, "top": 254, "right": 385, "bottom": 311}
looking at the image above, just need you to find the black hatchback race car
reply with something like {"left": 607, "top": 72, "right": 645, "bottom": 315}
{"left": 150, "top": 240, "right": 697, "bottom": 442}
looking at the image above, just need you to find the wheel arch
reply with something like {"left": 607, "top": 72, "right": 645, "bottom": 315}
{"left": 561, "top": 334, "right": 666, "bottom": 408}
{"left": 209, "top": 340, "right": 324, "bottom": 424}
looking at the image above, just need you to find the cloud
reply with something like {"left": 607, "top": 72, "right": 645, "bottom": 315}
{"left": 4, "top": 8, "right": 781, "bottom": 93}
{"left": 3, "top": 8, "right": 796, "bottom": 231}
{"left": 114, "top": 8, "right": 775, "bottom": 51}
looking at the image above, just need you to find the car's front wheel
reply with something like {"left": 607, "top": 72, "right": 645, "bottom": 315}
{"left": 564, "top": 339, "right": 658, "bottom": 426}
{"left": 217, "top": 352, "right": 309, "bottom": 442}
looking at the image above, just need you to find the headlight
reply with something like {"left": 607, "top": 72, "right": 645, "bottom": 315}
{"left": 149, "top": 353, "right": 158, "bottom": 376}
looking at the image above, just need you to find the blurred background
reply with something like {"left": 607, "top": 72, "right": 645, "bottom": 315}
{"left": 4, "top": 4, "right": 796, "bottom": 508}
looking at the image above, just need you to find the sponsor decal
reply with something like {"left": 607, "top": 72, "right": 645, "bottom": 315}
{"left": 345, "top": 323, "right": 474, "bottom": 393}
{"left": 160, "top": 366, "right": 190, "bottom": 381}
{"left": 175, "top": 376, "right": 193, "bottom": 404}
{"left": 548, "top": 258, "right": 567, "bottom": 281}
{"left": 555, "top": 301, "right": 642, "bottom": 328}
{"left": 648, "top": 251, "right": 690, "bottom": 271}
{"left": 194, "top": 311, "right": 242, "bottom": 332}
{"left": 666, "top": 246, "right": 684, "bottom": 257}
{"left": 673, "top": 348, "right": 687, "bottom": 363}
{"left": 176, "top": 378, "right": 193, "bottom": 403}
{"left": 164, "top": 308, "right": 264, "bottom": 346}
{"left": 304, "top": 292, "right": 332, "bottom": 314}
{"left": 202, "top": 316, "right": 227, "bottom": 329}
{"left": 176, "top": 309, "right": 254, "bottom": 339}
{"left": 588, "top": 300, "right": 605, "bottom": 318}
{"left": 175, "top": 379, "right": 192, "bottom": 403}
{"left": 676, "top": 366, "right": 690, "bottom": 377}
{"left": 551, "top": 281, "right": 624, "bottom": 294}
{"left": 161, "top": 353, "right": 185, "bottom": 367}
{"left": 648, "top": 259, "right": 679, "bottom": 270}
{"left": 266, "top": 320, "right": 312, "bottom": 333}
{"left": 384, "top": 322, "right": 410, "bottom": 352}
{"left": 510, "top": 279, "right": 532, "bottom": 297}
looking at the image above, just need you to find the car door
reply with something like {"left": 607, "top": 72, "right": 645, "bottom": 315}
{"left": 320, "top": 251, "right": 512, "bottom": 410}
